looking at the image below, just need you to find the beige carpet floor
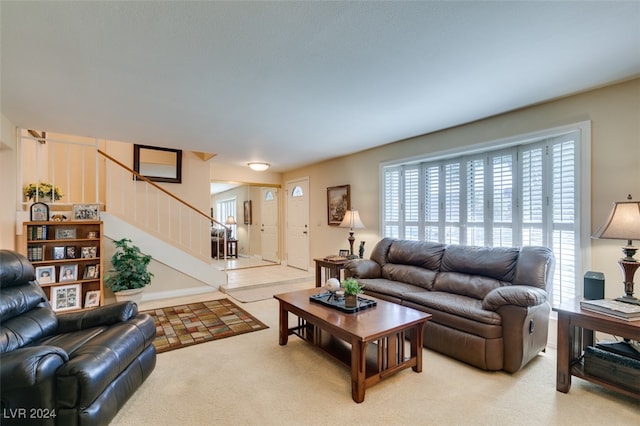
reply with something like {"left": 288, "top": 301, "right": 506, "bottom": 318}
{"left": 112, "top": 294, "right": 640, "bottom": 426}
{"left": 225, "top": 278, "right": 315, "bottom": 302}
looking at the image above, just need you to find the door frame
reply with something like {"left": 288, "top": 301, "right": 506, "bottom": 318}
{"left": 285, "top": 176, "right": 310, "bottom": 271}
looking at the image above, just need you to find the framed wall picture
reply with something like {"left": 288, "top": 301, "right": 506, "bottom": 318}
{"left": 30, "top": 202, "right": 49, "bottom": 221}
{"left": 327, "top": 184, "right": 350, "bottom": 226}
{"left": 59, "top": 264, "right": 78, "bottom": 282}
{"left": 244, "top": 200, "right": 252, "bottom": 225}
{"left": 35, "top": 265, "right": 56, "bottom": 285}
{"left": 84, "top": 290, "right": 101, "bottom": 308}
{"left": 73, "top": 204, "right": 100, "bottom": 220}
{"left": 51, "top": 284, "right": 81, "bottom": 312}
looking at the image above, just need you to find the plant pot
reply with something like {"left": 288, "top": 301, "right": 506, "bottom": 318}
{"left": 114, "top": 288, "right": 144, "bottom": 305}
{"left": 344, "top": 294, "right": 357, "bottom": 308}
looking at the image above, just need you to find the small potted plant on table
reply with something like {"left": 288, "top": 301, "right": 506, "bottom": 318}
{"left": 105, "top": 238, "right": 153, "bottom": 304}
{"left": 342, "top": 278, "right": 364, "bottom": 308}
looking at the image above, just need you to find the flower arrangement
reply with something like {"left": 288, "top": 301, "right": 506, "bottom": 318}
{"left": 23, "top": 182, "right": 63, "bottom": 201}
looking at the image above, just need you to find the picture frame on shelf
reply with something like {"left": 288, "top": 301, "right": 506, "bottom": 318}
{"left": 84, "top": 290, "right": 101, "bottom": 308}
{"left": 59, "top": 264, "right": 78, "bottom": 282}
{"left": 327, "top": 184, "right": 350, "bottom": 226}
{"left": 65, "top": 246, "right": 76, "bottom": 259}
{"left": 83, "top": 264, "right": 100, "bottom": 279}
{"left": 339, "top": 249, "right": 350, "bottom": 257}
{"left": 53, "top": 246, "right": 66, "bottom": 260}
{"left": 55, "top": 227, "right": 76, "bottom": 239}
{"left": 30, "top": 202, "right": 49, "bottom": 221}
{"left": 35, "top": 266, "right": 56, "bottom": 285}
{"left": 81, "top": 246, "right": 98, "bottom": 259}
{"left": 73, "top": 204, "right": 100, "bottom": 221}
{"left": 51, "top": 284, "right": 81, "bottom": 312}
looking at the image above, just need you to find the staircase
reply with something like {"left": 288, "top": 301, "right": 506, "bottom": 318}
{"left": 17, "top": 129, "right": 227, "bottom": 300}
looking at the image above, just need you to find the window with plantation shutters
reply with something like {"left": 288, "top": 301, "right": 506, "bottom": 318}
{"left": 381, "top": 127, "right": 585, "bottom": 305}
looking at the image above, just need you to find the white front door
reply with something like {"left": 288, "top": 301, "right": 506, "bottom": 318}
{"left": 286, "top": 178, "right": 309, "bottom": 271}
{"left": 260, "top": 187, "right": 279, "bottom": 263}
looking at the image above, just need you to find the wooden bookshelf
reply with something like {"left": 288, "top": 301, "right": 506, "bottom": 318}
{"left": 21, "top": 221, "right": 104, "bottom": 312}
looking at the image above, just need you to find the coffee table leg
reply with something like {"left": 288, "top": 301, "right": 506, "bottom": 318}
{"left": 278, "top": 303, "right": 289, "bottom": 345}
{"left": 412, "top": 322, "right": 425, "bottom": 372}
{"left": 351, "top": 340, "right": 366, "bottom": 403}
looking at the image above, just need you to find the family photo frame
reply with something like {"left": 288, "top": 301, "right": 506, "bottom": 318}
{"left": 59, "top": 264, "right": 78, "bottom": 282}
{"left": 35, "top": 265, "right": 56, "bottom": 284}
{"left": 50, "top": 284, "right": 81, "bottom": 312}
{"left": 73, "top": 204, "right": 100, "bottom": 221}
{"left": 84, "top": 290, "right": 101, "bottom": 308}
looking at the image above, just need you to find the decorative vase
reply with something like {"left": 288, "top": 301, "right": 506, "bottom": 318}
{"left": 113, "top": 288, "right": 144, "bottom": 304}
{"left": 345, "top": 294, "right": 357, "bottom": 308}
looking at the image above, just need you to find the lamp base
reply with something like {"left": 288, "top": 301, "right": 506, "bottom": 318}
{"left": 615, "top": 295, "right": 640, "bottom": 306}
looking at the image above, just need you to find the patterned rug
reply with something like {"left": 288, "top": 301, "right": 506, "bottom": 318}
{"left": 141, "top": 298, "right": 268, "bottom": 353}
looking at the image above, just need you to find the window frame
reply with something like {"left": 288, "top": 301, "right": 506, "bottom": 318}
{"left": 379, "top": 121, "right": 591, "bottom": 304}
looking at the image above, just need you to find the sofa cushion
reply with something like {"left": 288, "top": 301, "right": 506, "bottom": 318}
{"left": 358, "top": 278, "right": 423, "bottom": 300}
{"left": 440, "top": 244, "right": 519, "bottom": 282}
{"left": 433, "top": 271, "right": 508, "bottom": 300}
{"left": 402, "top": 291, "right": 502, "bottom": 327}
{"left": 387, "top": 240, "right": 446, "bottom": 270}
{"left": 382, "top": 264, "right": 437, "bottom": 289}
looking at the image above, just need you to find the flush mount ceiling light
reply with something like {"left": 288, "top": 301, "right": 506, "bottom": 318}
{"left": 248, "top": 162, "right": 270, "bottom": 171}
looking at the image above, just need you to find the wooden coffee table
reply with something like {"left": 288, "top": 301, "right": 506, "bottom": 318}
{"left": 274, "top": 288, "right": 431, "bottom": 402}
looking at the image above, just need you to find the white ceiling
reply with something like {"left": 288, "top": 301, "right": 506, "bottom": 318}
{"left": 2, "top": 1, "right": 639, "bottom": 172}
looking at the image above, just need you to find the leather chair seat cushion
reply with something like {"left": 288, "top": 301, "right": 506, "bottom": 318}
{"left": 402, "top": 291, "right": 502, "bottom": 329}
{"left": 358, "top": 278, "right": 423, "bottom": 300}
{"left": 39, "top": 315, "right": 156, "bottom": 408}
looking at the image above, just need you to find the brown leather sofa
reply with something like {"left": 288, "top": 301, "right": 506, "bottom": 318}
{"left": 0, "top": 250, "right": 156, "bottom": 425}
{"left": 344, "top": 238, "right": 555, "bottom": 373}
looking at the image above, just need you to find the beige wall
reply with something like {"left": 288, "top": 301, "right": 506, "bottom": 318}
{"left": 283, "top": 78, "right": 640, "bottom": 298}
{"left": 0, "top": 114, "right": 17, "bottom": 249}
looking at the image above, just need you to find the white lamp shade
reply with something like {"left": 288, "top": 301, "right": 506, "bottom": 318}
{"left": 592, "top": 200, "right": 640, "bottom": 241}
{"left": 225, "top": 216, "right": 237, "bottom": 225}
{"left": 339, "top": 210, "right": 365, "bottom": 230}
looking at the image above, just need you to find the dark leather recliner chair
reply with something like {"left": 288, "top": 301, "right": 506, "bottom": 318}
{"left": 0, "top": 250, "right": 156, "bottom": 426}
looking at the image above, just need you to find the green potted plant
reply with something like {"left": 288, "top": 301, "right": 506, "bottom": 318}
{"left": 342, "top": 277, "right": 364, "bottom": 308}
{"left": 23, "top": 182, "right": 63, "bottom": 201}
{"left": 105, "top": 238, "right": 153, "bottom": 304}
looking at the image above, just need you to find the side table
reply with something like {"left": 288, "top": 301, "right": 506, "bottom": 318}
{"left": 553, "top": 299, "right": 640, "bottom": 399}
{"left": 314, "top": 258, "right": 350, "bottom": 288}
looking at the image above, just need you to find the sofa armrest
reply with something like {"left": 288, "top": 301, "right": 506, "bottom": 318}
{"left": 482, "top": 285, "right": 547, "bottom": 311}
{"left": 344, "top": 259, "right": 381, "bottom": 279}
{"left": 56, "top": 301, "right": 138, "bottom": 333}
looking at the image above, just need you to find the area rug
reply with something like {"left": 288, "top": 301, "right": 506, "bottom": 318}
{"left": 141, "top": 298, "right": 268, "bottom": 353}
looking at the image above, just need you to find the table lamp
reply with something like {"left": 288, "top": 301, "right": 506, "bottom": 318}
{"left": 225, "top": 216, "right": 237, "bottom": 240}
{"left": 592, "top": 194, "right": 640, "bottom": 305}
{"left": 339, "top": 210, "right": 365, "bottom": 259}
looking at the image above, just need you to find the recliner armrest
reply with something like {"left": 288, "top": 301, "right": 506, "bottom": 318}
{"left": 1, "top": 346, "right": 68, "bottom": 391}
{"left": 56, "top": 301, "right": 138, "bottom": 333}
{"left": 482, "top": 285, "right": 548, "bottom": 311}
{"left": 344, "top": 259, "right": 381, "bottom": 279}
